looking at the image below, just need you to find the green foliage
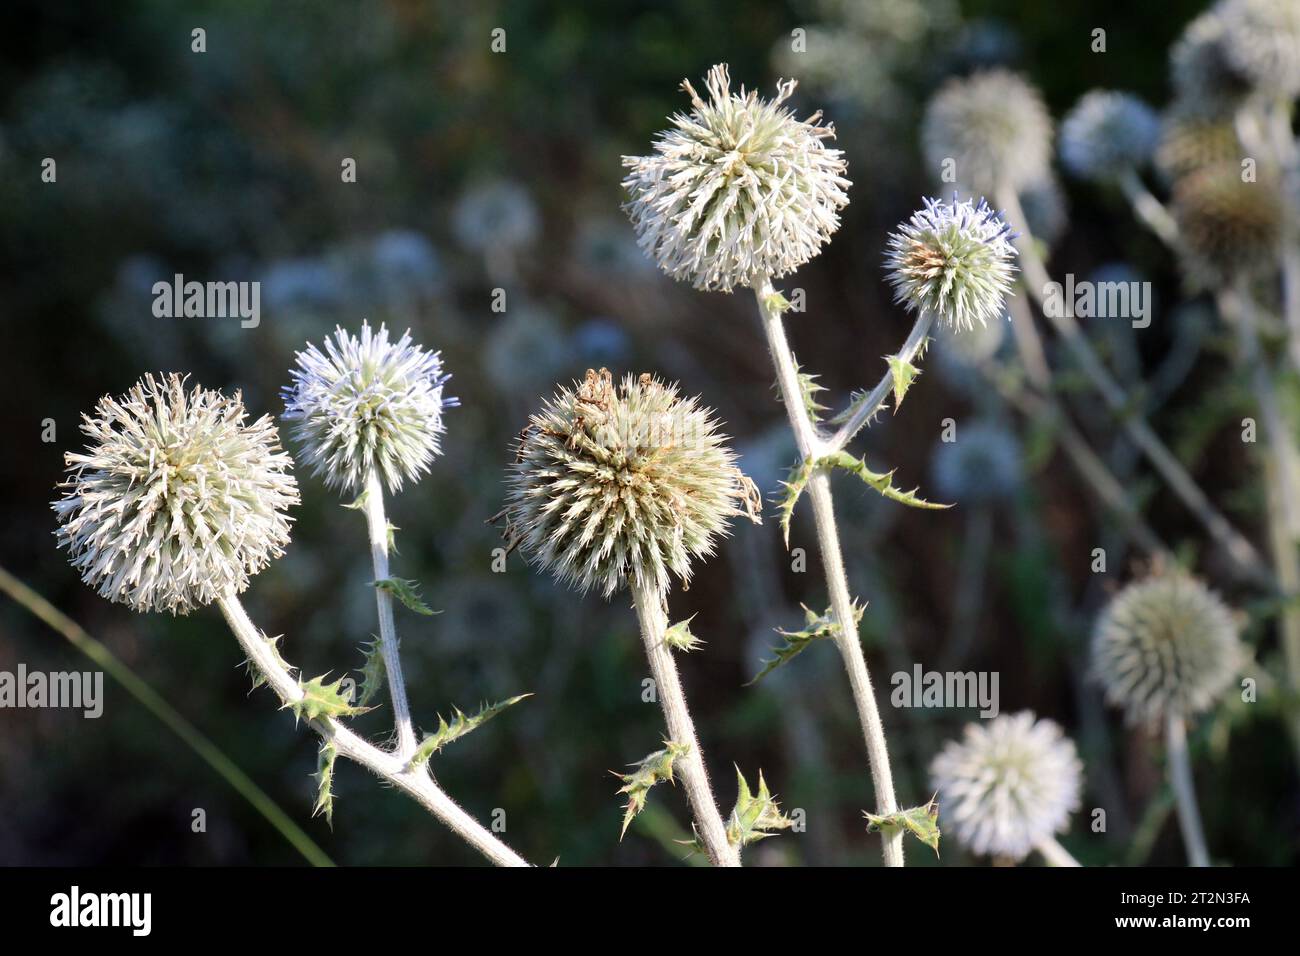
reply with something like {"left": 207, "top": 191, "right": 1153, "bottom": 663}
{"left": 748, "top": 602, "right": 864, "bottom": 684}
{"left": 286, "top": 674, "right": 369, "bottom": 724}
{"left": 246, "top": 634, "right": 292, "bottom": 691}
{"left": 822, "top": 450, "right": 951, "bottom": 511}
{"left": 372, "top": 577, "right": 437, "bottom": 616}
{"left": 614, "top": 740, "right": 691, "bottom": 839}
{"left": 864, "top": 795, "right": 941, "bottom": 857}
{"left": 725, "top": 768, "right": 793, "bottom": 847}
{"left": 777, "top": 458, "right": 815, "bottom": 547}
{"left": 354, "top": 638, "right": 386, "bottom": 709}
{"left": 409, "top": 694, "right": 532, "bottom": 768}
{"left": 886, "top": 355, "right": 921, "bottom": 411}
{"left": 313, "top": 740, "right": 338, "bottom": 828}
{"left": 663, "top": 615, "right": 704, "bottom": 653}
{"left": 797, "top": 367, "right": 829, "bottom": 422}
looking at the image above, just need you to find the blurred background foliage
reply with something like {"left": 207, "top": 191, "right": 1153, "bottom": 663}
{"left": 1, "top": 0, "right": 1294, "bottom": 866}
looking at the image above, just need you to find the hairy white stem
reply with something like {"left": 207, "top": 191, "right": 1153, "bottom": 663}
{"left": 363, "top": 469, "right": 417, "bottom": 759}
{"left": 1035, "top": 836, "right": 1081, "bottom": 867}
{"left": 752, "top": 276, "right": 903, "bottom": 867}
{"left": 1165, "top": 713, "right": 1210, "bottom": 867}
{"left": 217, "top": 592, "right": 530, "bottom": 867}
{"left": 1117, "top": 167, "right": 1179, "bottom": 248}
{"left": 629, "top": 579, "right": 739, "bottom": 867}
{"left": 999, "top": 186, "right": 1270, "bottom": 585}
{"left": 827, "top": 310, "right": 934, "bottom": 453}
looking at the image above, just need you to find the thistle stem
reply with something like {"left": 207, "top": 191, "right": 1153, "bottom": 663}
{"left": 826, "top": 309, "right": 934, "bottom": 453}
{"left": 1035, "top": 836, "right": 1081, "bottom": 868}
{"left": 752, "top": 276, "right": 904, "bottom": 867}
{"left": 1164, "top": 712, "right": 1210, "bottom": 867}
{"left": 998, "top": 186, "right": 1271, "bottom": 586}
{"left": 1117, "top": 167, "right": 1179, "bottom": 248}
{"left": 362, "top": 469, "right": 418, "bottom": 759}
{"left": 628, "top": 578, "right": 740, "bottom": 867}
{"left": 217, "top": 591, "right": 531, "bottom": 867}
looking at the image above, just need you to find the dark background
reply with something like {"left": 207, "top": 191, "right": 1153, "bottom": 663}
{"left": 2, "top": 0, "right": 1293, "bottom": 866}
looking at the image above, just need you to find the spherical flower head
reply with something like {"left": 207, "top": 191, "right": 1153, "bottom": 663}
{"left": 1155, "top": 108, "right": 1244, "bottom": 183}
{"left": 621, "top": 63, "right": 851, "bottom": 293}
{"left": 452, "top": 178, "right": 540, "bottom": 253}
{"left": 1092, "top": 569, "right": 1242, "bottom": 724}
{"left": 930, "top": 712, "right": 1083, "bottom": 861}
{"left": 1169, "top": 10, "right": 1256, "bottom": 111}
{"left": 930, "top": 421, "right": 1022, "bottom": 504}
{"left": 52, "top": 373, "right": 299, "bottom": 615}
{"left": 1059, "top": 91, "right": 1160, "bottom": 182}
{"left": 505, "top": 368, "right": 760, "bottom": 598}
{"left": 884, "top": 194, "right": 1019, "bottom": 331}
{"left": 1171, "top": 161, "right": 1283, "bottom": 290}
{"left": 922, "top": 69, "right": 1052, "bottom": 195}
{"left": 1219, "top": 0, "right": 1300, "bottom": 98}
{"left": 282, "top": 321, "right": 456, "bottom": 494}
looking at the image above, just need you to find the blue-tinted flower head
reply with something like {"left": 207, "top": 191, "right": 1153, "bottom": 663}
{"left": 1059, "top": 91, "right": 1160, "bottom": 182}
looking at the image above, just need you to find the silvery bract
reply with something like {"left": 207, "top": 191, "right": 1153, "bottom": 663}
{"left": 1092, "top": 570, "right": 1241, "bottom": 724}
{"left": 505, "top": 368, "right": 759, "bottom": 597}
{"left": 922, "top": 69, "right": 1052, "bottom": 195}
{"left": 621, "top": 63, "right": 851, "bottom": 293}
{"left": 1059, "top": 91, "right": 1160, "bottom": 183}
{"left": 930, "top": 711, "right": 1082, "bottom": 861}
{"left": 283, "top": 322, "right": 455, "bottom": 494}
{"left": 52, "top": 373, "right": 299, "bottom": 615}
{"left": 884, "top": 195, "right": 1019, "bottom": 331}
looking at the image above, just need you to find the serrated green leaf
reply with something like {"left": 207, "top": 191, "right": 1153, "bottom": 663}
{"left": 747, "top": 602, "right": 864, "bottom": 685}
{"left": 797, "top": 368, "right": 829, "bottom": 422}
{"left": 776, "top": 457, "right": 815, "bottom": 547}
{"left": 726, "top": 767, "right": 793, "bottom": 848}
{"left": 354, "top": 638, "right": 386, "bottom": 709}
{"left": 613, "top": 740, "right": 691, "bottom": 839}
{"left": 342, "top": 488, "right": 369, "bottom": 511}
{"left": 286, "top": 674, "right": 369, "bottom": 724}
{"left": 372, "top": 577, "right": 438, "bottom": 616}
{"left": 864, "top": 794, "right": 941, "bottom": 857}
{"left": 663, "top": 615, "right": 705, "bottom": 653}
{"left": 245, "top": 634, "right": 292, "bottom": 691}
{"left": 822, "top": 450, "right": 951, "bottom": 511}
{"left": 409, "top": 694, "right": 532, "bottom": 769}
{"left": 313, "top": 740, "right": 338, "bottom": 828}
{"left": 886, "top": 356, "right": 921, "bottom": 412}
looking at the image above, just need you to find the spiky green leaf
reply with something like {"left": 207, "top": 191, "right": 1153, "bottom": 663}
{"left": 614, "top": 740, "right": 691, "bottom": 839}
{"left": 372, "top": 577, "right": 438, "bottom": 616}
{"left": 286, "top": 674, "right": 369, "bottom": 724}
{"left": 663, "top": 615, "right": 705, "bottom": 653}
{"left": 354, "top": 638, "right": 386, "bottom": 709}
{"left": 864, "top": 794, "right": 941, "bottom": 857}
{"left": 886, "top": 356, "right": 921, "bottom": 412}
{"left": 341, "top": 488, "right": 369, "bottom": 511}
{"left": 313, "top": 740, "right": 338, "bottom": 828}
{"left": 822, "top": 450, "right": 951, "bottom": 510}
{"left": 409, "top": 694, "right": 532, "bottom": 768}
{"left": 245, "top": 634, "right": 292, "bottom": 691}
{"left": 776, "top": 458, "right": 815, "bottom": 547}
{"left": 726, "top": 767, "right": 793, "bottom": 847}
{"left": 747, "top": 602, "right": 864, "bottom": 685}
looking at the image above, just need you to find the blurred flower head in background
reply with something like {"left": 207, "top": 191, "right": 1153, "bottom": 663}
{"left": 1059, "top": 91, "right": 1160, "bottom": 183}
{"left": 930, "top": 420, "right": 1022, "bottom": 505}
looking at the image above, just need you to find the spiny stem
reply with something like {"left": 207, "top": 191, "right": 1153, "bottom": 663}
{"left": 363, "top": 468, "right": 417, "bottom": 759}
{"left": 752, "top": 276, "right": 903, "bottom": 867}
{"left": 1165, "top": 713, "right": 1210, "bottom": 867}
{"left": 218, "top": 591, "right": 531, "bottom": 867}
{"left": 1035, "top": 836, "right": 1082, "bottom": 868}
{"left": 998, "top": 186, "right": 1271, "bottom": 586}
{"left": 826, "top": 309, "right": 934, "bottom": 453}
{"left": 629, "top": 578, "right": 739, "bottom": 867}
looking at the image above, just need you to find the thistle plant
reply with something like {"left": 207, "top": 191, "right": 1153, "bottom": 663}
{"left": 503, "top": 368, "right": 769, "bottom": 866}
{"left": 1059, "top": 91, "right": 1160, "bottom": 185}
{"left": 623, "top": 63, "right": 1011, "bottom": 866}
{"left": 930, "top": 712, "right": 1083, "bottom": 866}
{"left": 1092, "top": 569, "right": 1242, "bottom": 866}
{"left": 55, "top": 370, "right": 530, "bottom": 866}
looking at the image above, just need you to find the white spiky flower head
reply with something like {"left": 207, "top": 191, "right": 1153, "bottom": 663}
{"left": 922, "top": 69, "right": 1052, "bottom": 195}
{"left": 621, "top": 63, "right": 851, "bottom": 293}
{"left": 1092, "top": 568, "right": 1242, "bottom": 724}
{"left": 1219, "top": 0, "right": 1300, "bottom": 98}
{"left": 930, "top": 711, "right": 1083, "bottom": 861}
{"left": 1059, "top": 91, "right": 1160, "bottom": 182}
{"left": 52, "top": 373, "right": 298, "bottom": 615}
{"left": 505, "top": 368, "right": 760, "bottom": 598}
{"left": 884, "top": 194, "right": 1019, "bottom": 331}
{"left": 282, "top": 321, "right": 455, "bottom": 495}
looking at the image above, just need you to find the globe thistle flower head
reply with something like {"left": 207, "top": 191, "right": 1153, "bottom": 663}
{"left": 1170, "top": 11, "right": 1256, "bottom": 111}
{"left": 1171, "top": 161, "right": 1283, "bottom": 289}
{"left": 884, "top": 194, "right": 1019, "bottom": 331}
{"left": 1092, "top": 569, "right": 1242, "bottom": 724}
{"left": 922, "top": 69, "right": 1052, "bottom": 195}
{"left": 282, "top": 321, "right": 456, "bottom": 494}
{"left": 930, "top": 421, "right": 1022, "bottom": 504}
{"left": 1059, "top": 91, "right": 1160, "bottom": 182}
{"left": 452, "top": 178, "right": 540, "bottom": 254}
{"left": 1155, "top": 108, "right": 1244, "bottom": 182}
{"left": 621, "top": 64, "right": 851, "bottom": 293}
{"left": 505, "top": 369, "right": 760, "bottom": 598}
{"left": 52, "top": 373, "right": 299, "bottom": 615}
{"left": 930, "top": 712, "right": 1082, "bottom": 861}
{"left": 1219, "top": 0, "right": 1300, "bottom": 98}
